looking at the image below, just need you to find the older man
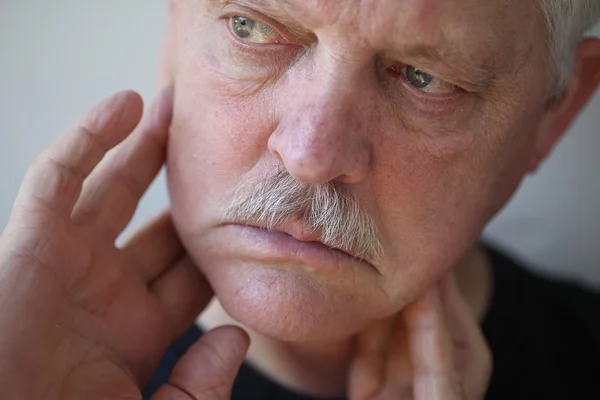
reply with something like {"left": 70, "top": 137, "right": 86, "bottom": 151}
{"left": 1, "top": 0, "right": 600, "bottom": 399}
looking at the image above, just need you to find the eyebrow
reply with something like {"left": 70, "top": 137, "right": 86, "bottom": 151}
{"left": 220, "top": 0, "right": 290, "bottom": 13}
{"left": 218, "top": 0, "right": 498, "bottom": 90}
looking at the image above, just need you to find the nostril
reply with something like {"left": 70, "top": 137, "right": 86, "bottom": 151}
{"left": 267, "top": 134, "right": 284, "bottom": 163}
{"left": 271, "top": 148, "right": 283, "bottom": 162}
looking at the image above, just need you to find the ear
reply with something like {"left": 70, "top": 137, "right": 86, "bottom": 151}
{"left": 528, "top": 38, "right": 600, "bottom": 172}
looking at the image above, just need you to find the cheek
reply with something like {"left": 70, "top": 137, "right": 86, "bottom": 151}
{"left": 167, "top": 59, "right": 277, "bottom": 236}
{"left": 373, "top": 108, "right": 539, "bottom": 299}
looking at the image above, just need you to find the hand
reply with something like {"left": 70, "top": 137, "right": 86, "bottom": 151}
{"left": 0, "top": 88, "right": 249, "bottom": 400}
{"left": 348, "top": 274, "right": 492, "bottom": 400}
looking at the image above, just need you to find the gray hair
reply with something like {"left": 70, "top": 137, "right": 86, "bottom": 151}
{"left": 225, "top": 169, "right": 384, "bottom": 263}
{"left": 540, "top": 0, "right": 600, "bottom": 97}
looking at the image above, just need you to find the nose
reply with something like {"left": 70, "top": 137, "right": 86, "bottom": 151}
{"left": 267, "top": 64, "right": 374, "bottom": 185}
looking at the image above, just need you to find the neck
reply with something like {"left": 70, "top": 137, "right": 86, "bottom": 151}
{"left": 197, "top": 244, "right": 493, "bottom": 397}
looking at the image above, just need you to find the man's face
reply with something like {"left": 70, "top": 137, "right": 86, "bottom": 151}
{"left": 165, "top": 0, "right": 549, "bottom": 341}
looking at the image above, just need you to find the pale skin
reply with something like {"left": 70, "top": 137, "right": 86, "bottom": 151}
{"left": 0, "top": 86, "right": 486, "bottom": 400}
{"left": 1, "top": 0, "right": 600, "bottom": 399}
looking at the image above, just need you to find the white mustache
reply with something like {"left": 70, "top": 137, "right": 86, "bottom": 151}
{"left": 225, "top": 169, "right": 384, "bottom": 263}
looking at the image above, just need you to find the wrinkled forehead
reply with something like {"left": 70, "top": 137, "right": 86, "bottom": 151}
{"left": 253, "top": 0, "right": 541, "bottom": 38}
{"left": 216, "top": 0, "right": 546, "bottom": 76}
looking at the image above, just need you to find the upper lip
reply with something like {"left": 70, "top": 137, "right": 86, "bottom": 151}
{"left": 238, "top": 222, "right": 362, "bottom": 261}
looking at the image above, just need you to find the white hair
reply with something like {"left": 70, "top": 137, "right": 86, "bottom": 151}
{"left": 225, "top": 169, "right": 384, "bottom": 263}
{"left": 540, "top": 0, "right": 600, "bottom": 97}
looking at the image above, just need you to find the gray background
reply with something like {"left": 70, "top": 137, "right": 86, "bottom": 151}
{"left": 1, "top": 1, "right": 599, "bottom": 290}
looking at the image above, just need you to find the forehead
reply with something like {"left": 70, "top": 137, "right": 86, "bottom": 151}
{"left": 250, "top": 0, "right": 538, "bottom": 32}
{"left": 219, "top": 0, "right": 544, "bottom": 76}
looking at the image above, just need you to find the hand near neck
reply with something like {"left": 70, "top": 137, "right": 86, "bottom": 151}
{"left": 198, "top": 244, "right": 493, "bottom": 398}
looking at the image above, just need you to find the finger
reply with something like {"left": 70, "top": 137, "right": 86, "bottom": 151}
{"left": 72, "top": 84, "right": 174, "bottom": 240}
{"left": 13, "top": 91, "right": 143, "bottom": 221}
{"left": 403, "top": 286, "right": 465, "bottom": 400}
{"left": 439, "top": 274, "right": 492, "bottom": 399}
{"left": 151, "top": 326, "right": 250, "bottom": 400}
{"left": 120, "top": 209, "right": 183, "bottom": 282}
{"left": 151, "top": 256, "right": 214, "bottom": 340}
{"left": 348, "top": 318, "right": 394, "bottom": 400}
{"left": 376, "top": 317, "right": 414, "bottom": 399}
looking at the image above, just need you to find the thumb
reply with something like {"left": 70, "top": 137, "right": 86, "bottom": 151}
{"left": 151, "top": 326, "right": 250, "bottom": 400}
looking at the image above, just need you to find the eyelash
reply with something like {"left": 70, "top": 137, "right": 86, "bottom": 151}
{"left": 381, "top": 70, "right": 467, "bottom": 113}
{"left": 220, "top": 12, "right": 293, "bottom": 50}
{"left": 219, "top": 12, "right": 466, "bottom": 107}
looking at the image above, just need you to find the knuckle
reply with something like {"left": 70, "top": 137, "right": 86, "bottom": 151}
{"left": 77, "top": 122, "right": 110, "bottom": 153}
{"left": 104, "top": 168, "right": 146, "bottom": 203}
{"left": 46, "top": 155, "right": 86, "bottom": 182}
{"left": 26, "top": 156, "right": 83, "bottom": 212}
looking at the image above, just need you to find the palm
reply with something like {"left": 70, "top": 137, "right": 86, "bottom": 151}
{"left": 0, "top": 89, "right": 210, "bottom": 399}
{"left": 46, "top": 223, "right": 173, "bottom": 399}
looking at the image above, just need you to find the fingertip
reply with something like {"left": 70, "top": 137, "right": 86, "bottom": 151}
{"left": 199, "top": 326, "right": 251, "bottom": 371}
{"left": 102, "top": 90, "right": 144, "bottom": 121}
{"left": 208, "top": 325, "right": 251, "bottom": 352}
{"left": 163, "top": 325, "right": 250, "bottom": 400}
{"left": 80, "top": 90, "right": 144, "bottom": 148}
{"left": 116, "top": 89, "right": 144, "bottom": 105}
{"left": 117, "top": 90, "right": 145, "bottom": 130}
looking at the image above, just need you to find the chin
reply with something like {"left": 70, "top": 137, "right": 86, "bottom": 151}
{"left": 175, "top": 220, "right": 402, "bottom": 342}
{"left": 203, "top": 259, "right": 374, "bottom": 342}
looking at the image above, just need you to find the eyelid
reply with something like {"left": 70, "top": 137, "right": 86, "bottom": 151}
{"left": 388, "top": 65, "right": 462, "bottom": 104}
{"left": 403, "top": 66, "right": 457, "bottom": 94}
{"left": 220, "top": 4, "right": 295, "bottom": 44}
{"left": 389, "top": 64, "right": 458, "bottom": 94}
{"left": 385, "top": 52, "right": 488, "bottom": 94}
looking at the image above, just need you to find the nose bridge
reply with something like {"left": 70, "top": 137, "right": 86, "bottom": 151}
{"left": 296, "top": 57, "right": 366, "bottom": 136}
{"left": 267, "top": 54, "right": 373, "bottom": 184}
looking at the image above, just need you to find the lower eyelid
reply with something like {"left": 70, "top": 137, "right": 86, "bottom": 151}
{"left": 396, "top": 76, "right": 463, "bottom": 102}
{"left": 421, "top": 80, "right": 451, "bottom": 93}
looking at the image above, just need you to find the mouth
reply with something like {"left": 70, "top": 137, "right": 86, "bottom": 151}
{"left": 261, "top": 223, "right": 362, "bottom": 260}
{"left": 223, "top": 223, "right": 373, "bottom": 273}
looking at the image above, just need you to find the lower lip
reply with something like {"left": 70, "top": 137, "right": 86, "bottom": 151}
{"left": 226, "top": 225, "right": 366, "bottom": 273}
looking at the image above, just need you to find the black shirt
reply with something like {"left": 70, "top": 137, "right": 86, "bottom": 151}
{"left": 143, "top": 246, "right": 600, "bottom": 399}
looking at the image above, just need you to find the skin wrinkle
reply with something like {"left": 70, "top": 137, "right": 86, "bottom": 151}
{"left": 218, "top": 0, "right": 516, "bottom": 91}
{"left": 220, "top": 0, "right": 315, "bottom": 41}
{"left": 162, "top": 4, "right": 588, "bottom": 397}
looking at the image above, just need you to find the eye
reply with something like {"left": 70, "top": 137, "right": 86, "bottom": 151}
{"left": 230, "top": 16, "right": 282, "bottom": 44}
{"left": 405, "top": 66, "right": 434, "bottom": 88}
{"left": 391, "top": 65, "right": 457, "bottom": 94}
